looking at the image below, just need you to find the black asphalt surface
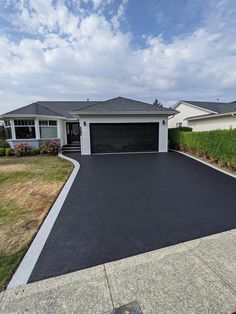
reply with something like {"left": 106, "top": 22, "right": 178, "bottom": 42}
{"left": 29, "top": 152, "right": 236, "bottom": 283}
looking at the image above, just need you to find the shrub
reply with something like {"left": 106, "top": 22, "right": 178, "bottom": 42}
{"left": 0, "top": 125, "right": 6, "bottom": 140}
{"left": 171, "top": 129, "right": 236, "bottom": 170}
{"left": 14, "top": 142, "right": 31, "bottom": 157}
{"left": 40, "top": 148, "right": 46, "bottom": 154}
{"left": 5, "top": 148, "right": 12, "bottom": 156}
{"left": 40, "top": 139, "right": 60, "bottom": 154}
{"left": 0, "top": 140, "right": 10, "bottom": 148}
{"left": 29, "top": 148, "right": 40, "bottom": 155}
{"left": 168, "top": 127, "right": 192, "bottom": 149}
{"left": 0, "top": 148, "right": 5, "bottom": 156}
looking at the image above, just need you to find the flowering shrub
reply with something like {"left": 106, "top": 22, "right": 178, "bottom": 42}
{"left": 40, "top": 139, "right": 60, "bottom": 154}
{"left": 14, "top": 142, "right": 31, "bottom": 157}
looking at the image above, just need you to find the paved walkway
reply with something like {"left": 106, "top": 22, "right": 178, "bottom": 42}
{"left": 1, "top": 229, "right": 236, "bottom": 313}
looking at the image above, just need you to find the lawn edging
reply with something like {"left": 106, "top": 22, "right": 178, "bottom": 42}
{"left": 171, "top": 150, "right": 236, "bottom": 179}
{"left": 7, "top": 153, "right": 80, "bottom": 289}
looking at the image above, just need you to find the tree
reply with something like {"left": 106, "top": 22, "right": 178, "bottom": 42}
{"left": 153, "top": 98, "right": 163, "bottom": 107}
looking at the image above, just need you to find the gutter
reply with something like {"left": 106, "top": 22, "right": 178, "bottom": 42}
{"left": 0, "top": 114, "right": 66, "bottom": 119}
{"left": 186, "top": 111, "right": 236, "bottom": 121}
{"left": 71, "top": 110, "right": 178, "bottom": 116}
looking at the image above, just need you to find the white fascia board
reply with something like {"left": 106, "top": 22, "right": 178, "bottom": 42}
{"left": 73, "top": 111, "right": 176, "bottom": 116}
{"left": 187, "top": 111, "right": 236, "bottom": 121}
{"left": 62, "top": 117, "right": 79, "bottom": 121}
{"left": 0, "top": 114, "right": 66, "bottom": 119}
{"left": 173, "top": 100, "right": 218, "bottom": 114}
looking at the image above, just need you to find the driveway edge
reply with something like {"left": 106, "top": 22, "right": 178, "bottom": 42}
{"left": 172, "top": 150, "right": 236, "bottom": 179}
{"left": 7, "top": 153, "right": 80, "bottom": 289}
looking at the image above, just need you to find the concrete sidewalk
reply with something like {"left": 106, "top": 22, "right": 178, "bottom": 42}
{"left": 1, "top": 229, "right": 236, "bottom": 314}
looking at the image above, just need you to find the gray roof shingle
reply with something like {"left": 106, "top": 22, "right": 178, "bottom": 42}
{"left": 3, "top": 102, "right": 64, "bottom": 117}
{"left": 37, "top": 101, "right": 100, "bottom": 118}
{"left": 73, "top": 97, "right": 176, "bottom": 114}
{"left": 1, "top": 97, "right": 176, "bottom": 118}
{"left": 183, "top": 100, "right": 236, "bottom": 114}
{"left": 2, "top": 101, "right": 100, "bottom": 118}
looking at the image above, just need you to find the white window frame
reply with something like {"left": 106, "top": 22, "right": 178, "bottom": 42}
{"left": 39, "top": 120, "right": 58, "bottom": 139}
{"left": 4, "top": 120, "right": 12, "bottom": 139}
{"left": 176, "top": 122, "right": 182, "bottom": 128}
{"left": 14, "top": 119, "right": 36, "bottom": 140}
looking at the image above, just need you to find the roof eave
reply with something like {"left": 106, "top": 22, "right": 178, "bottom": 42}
{"left": 186, "top": 111, "right": 236, "bottom": 121}
{"left": 72, "top": 110, "right": 177, "bottom": 116}
{"left": 173, "top": 100, "right": 218, "bottom": 114}
{"left": 0, "top": 114, "right": 66, "bottom": 119}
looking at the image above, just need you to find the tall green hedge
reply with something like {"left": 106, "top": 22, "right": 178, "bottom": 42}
{"left": 169, "top": 128, "right": 236, "bottom": 170}
{"left": 168, "top": 127, "right": 192, "bottom": 149}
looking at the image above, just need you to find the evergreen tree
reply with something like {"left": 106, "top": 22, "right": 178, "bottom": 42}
{"left": 153, "top": 98, "right": 163, "bottom": 107}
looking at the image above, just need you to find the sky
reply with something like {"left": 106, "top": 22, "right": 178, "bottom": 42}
{"left": 0, "top": 0, "right": 236, "bottom": 114}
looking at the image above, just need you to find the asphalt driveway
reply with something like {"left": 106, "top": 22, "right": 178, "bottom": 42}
{"left": 29, "top": 152, "right": 236, "bottom": 283}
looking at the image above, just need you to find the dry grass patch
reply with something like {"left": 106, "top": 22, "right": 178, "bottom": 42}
{"left": 0, "top": 164, "right": 27, "bottom": 172}
{"left": 0, "top": 181, "right": 64, "bottom": 254}
{"left": 0, "top": 155, "right": 73, "bottom": 290}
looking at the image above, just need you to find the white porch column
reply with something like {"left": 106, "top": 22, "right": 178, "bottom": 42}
{"left": 35, "top": 118, "right": 40, "bottom": 139}
{"left": 57, "top": 119, "right": 61, "bottom": 139}
{"left": 10, "top": 119, "right": 16, "bottom": 140}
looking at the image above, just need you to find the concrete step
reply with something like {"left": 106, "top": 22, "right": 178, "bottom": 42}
{"left": 62, "top": 145, "right": 81, "bottom": 152}
{"left": 63, "top": 144, "right": 80, "bottom": 147}
{"left": 62, "top": 147, "right": 80, "bottom": 150}
{"left": 62, "top": 149, "right": 81, "bottom": 153}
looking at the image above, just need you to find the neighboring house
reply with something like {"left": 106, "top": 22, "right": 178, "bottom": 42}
{"left": 0, "top": 97, "right": 176, "bottom": 155}
{"left": 169, "top": 100, "right": 236, "bottom": 131}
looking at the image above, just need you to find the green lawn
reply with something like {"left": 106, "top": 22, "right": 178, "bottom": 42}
{"left": 0, "top": 155, "right": 73, "bottom": 291}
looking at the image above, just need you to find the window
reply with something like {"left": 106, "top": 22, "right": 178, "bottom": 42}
{"left": 14, "top": 120, "right": 35, "bottom": 126}
{"left": 176, "top": 122, "right": 182, "bottom": 128}
{"left": 49, "top": 120, "right": 57, "bottom": 126}
{"left": 5, "top": 120, "right": 11, "bottom": 127}
{"left": 14, "top": 120, "right": 36, "bottom": 139}
{"left": 39, "top": 120, "right": 58, "bottom": 139}
{"left": 4, "top": 120, "right": 12, "bottom": 139}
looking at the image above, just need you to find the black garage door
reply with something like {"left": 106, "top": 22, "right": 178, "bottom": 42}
{"left": 90, "top": 123, "right": 159, "bottom": 154}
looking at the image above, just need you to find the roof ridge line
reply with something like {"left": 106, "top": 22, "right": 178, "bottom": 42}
{"left": 72, "top": 97, "right": 154, "bottom": 113}
{"left": 35, "top": 102, "right": 64, "bottom": 117}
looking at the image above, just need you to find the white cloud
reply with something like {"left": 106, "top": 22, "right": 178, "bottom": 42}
{"left": 111, "top": 0, "right": 128, "bottom": 29}
{"left": 0, "top": 0, "right": 236, "bottom": 114}
{"left": 92, "top": 0, "right": 112, "bottom": 10}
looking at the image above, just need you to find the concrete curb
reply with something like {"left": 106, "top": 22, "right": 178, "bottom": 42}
{"left": 172, "top": 150, "right": 236, "bottom": 179}
{"left": 7, "top": 153, "right": 80, "bottom": 289}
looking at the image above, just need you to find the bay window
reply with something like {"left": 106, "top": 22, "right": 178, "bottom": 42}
{"left": 4, "top": 120, "right": 12, "bottom": 139}
{"left": 14, "top": 120, "right": 36, "bottom": 139}
{"left": 39, "top": 120, "right": 58, "bottom": 139}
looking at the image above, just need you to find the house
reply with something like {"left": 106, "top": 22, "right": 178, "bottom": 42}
{"left": 168, "top": 100, "right": 236, "bottom": 131}
{"left": 0, "top": 97, "right": 177, "bottom": 155}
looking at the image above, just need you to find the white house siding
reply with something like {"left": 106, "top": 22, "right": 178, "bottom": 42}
{"left": 58, "top": 120, "right": 67, "bottom": 146}
{"left": 79, "top": 114, "right": 169, "bottom": 155}
{"left": 188, "top": 115, "right": 236, "bottom": 131}
{"left": 168, "top": 102, "right": 211, "bottom": 128}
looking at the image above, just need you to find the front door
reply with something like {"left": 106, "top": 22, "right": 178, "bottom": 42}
{"left": 66, "top": 123, "right": 80, "bottom": 144}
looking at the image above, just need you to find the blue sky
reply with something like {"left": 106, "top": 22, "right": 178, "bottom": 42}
{"left": 0, "top": 0, "right": 236, "bottom": 114}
